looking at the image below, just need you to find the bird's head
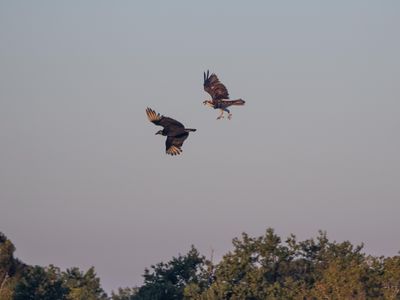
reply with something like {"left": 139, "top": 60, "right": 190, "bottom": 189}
{"left": 203, "top": 100, "right": 214, "bottom": 108}
{"left": 155, "top": 130, "right": 163, "bottom": 135}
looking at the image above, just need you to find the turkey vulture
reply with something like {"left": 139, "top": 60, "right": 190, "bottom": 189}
{"left": 203, "top": 70, "right": 245, "bottom": 120}
{"left": 146, "top": 108, "right": 196, "bottom": 156}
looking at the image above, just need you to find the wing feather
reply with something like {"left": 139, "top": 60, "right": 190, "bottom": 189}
{"left": 146, "top": 108, "right": 184, "bottom": 129}
{"left": 165, "top": 133, "right": 189, "bottom": 156}
{"left": 203, "top": 70, "right": 229, "bottom": 101}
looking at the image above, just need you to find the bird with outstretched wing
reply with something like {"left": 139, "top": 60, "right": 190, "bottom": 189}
{"left": 146, "top": 108, "right": 196, "bottom": 156}
{"left": 203, "top": 70, "right": 245, "bottom": 120}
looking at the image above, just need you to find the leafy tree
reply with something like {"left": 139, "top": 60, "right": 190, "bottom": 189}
{"left": 0, "top": 233, "right": 15, "bottom": 283}
{"left": 132, "top": 246, "right": 208, "bottom": 300}
{"left": 2, "top": 229, "right": 400, "bottom": 299}
{"left": 0, "top": 232, "right": 15, "bottom": 299}
{"left": 312, "top": 258, "right": 367, "bottom": 299}
{"left": 63, "top": 266, "right": 107, "bottom": 300}
{"left": 188, "top": 229, "right": 311, "bottom": 299}
{"left": 185, "top": 228, "right": 398, "bottom": 300}
{"left": 0, "top": 232, "right": 26, "bottom": 300}
{"left": 381, "top": 256, "right": 400, "bottom": 299}
{"left": 13, "top": 265, "right": 68, "bottom": 300}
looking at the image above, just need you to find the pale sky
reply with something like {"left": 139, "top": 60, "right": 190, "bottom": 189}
{"left": 1, "top": 0, "right": 399, "bottom": 293}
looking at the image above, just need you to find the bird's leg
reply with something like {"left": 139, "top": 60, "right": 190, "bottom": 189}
{"left": 217, "top": 109, "right": 224, "bottom": 120}
{"left": 225, "top": 108, "right": 232, "bottom": 120}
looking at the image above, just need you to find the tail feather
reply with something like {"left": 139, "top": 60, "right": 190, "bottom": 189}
{"left": 220, "top": 99, "right": 245, "bottom": 106}
{"left": 232, "top": 99, "right": 245, "bottom": 105}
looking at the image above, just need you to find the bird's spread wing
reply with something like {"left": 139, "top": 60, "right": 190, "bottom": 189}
{"left": 165, "top": 133, "right": 189, "bottom": 156}
{"left": 146, "top": 108, "right": 184, "bottom": 129}
{"left": 203, "top": 70, "right": 229, "bottom": 101}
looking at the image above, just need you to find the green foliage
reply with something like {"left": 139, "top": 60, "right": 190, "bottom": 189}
{"left": 382, "top": 256, "right": 400, "bottom": 299}
{"left": 0, "top": 232, "right": 16, "bottom": 280}
{"left": 0, "top": 233, "right": 26, "bottom": 300}
{"left": 131, "top": 246, "right": 208, "bottom": 300}
{"left": 13, "top": 265, "right": 68, "bottom": 300}
{"left": 12, "top": 264, "right": 107, "bottom": 300}
{"left": 186, "top": 229, "right": 400, "bottom": 300}
{"left": 0, "top": 232, "right": 15, "bottom": 299}
{"left": 63, "top": 267, "right": 108, "bottom": 300}
{"left": 2, "top": 229, "right": 400, "bottom": 299}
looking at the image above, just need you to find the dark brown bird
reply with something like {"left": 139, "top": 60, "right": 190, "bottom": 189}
{"left": 203, "top": 70, "right": 245, "bottom": 120}
{"left": 146, "top": 108, "right": 196, "bottom": 156}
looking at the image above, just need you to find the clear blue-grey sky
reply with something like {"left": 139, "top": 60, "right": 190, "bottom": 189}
{"left": 1, "top": 0, "right": 399, "bottom": 293}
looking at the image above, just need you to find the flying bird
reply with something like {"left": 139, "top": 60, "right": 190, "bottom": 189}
{"left": 203, "top": 70, "right": 245, "bottom": 120}
{"left": 146, "top": 108, "right": 196, "bottom": 156}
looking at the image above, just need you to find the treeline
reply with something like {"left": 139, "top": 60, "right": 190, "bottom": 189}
{"left": 0, "top": 232, "right": 107, "bottom": 300}
{"left": 1, "top": 229, "right": 400, "bottom": 300}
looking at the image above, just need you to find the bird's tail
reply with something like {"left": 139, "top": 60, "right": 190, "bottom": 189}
{"left": 220, "top": 99, "right": 245, "bottom": 106}
{"left": 231, "top": 99, "right": 245, "bottom": 105}
{"left": 185, "top": 128, "right": 197, "bottom": 132}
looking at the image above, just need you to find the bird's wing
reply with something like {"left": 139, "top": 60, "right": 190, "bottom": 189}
{"left": 146, "top": 108, "right": 184, "bottom": 129}
{"left": 165, "top": 133, "right": 189, "bottom": 156}
{"left": 203, "top": 70, "right": 229, "bottom": 101}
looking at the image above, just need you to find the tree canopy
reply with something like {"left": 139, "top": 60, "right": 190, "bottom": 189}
{"left": 1, "top": 229, "right": 399, "bottom": 299}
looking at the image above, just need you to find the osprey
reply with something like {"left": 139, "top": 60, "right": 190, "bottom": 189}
{"left": 146, "top": 108, "right": 196, "bottom": 156}
{"left": 203, "top": 70, "right": 245, "bottom": 120}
